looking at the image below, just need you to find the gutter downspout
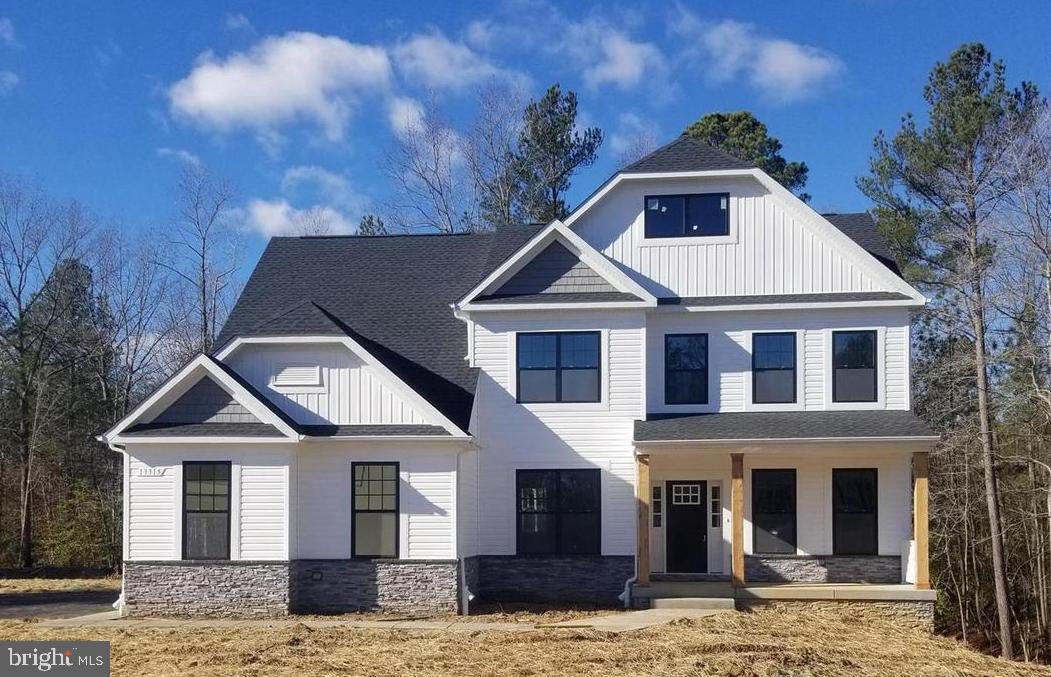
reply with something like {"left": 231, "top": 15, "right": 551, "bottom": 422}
{"left": 618, "top": 573, "right": 637, "bottom": 609}
{"left": 99, "top": 436, "right": 127, "bottom": 615}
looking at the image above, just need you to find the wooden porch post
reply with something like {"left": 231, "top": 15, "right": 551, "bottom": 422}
{"left": 731, "top": 453, "right": 745, "bottom": 587}
{"left": 636, "top": 453, "right": 651, "bottom": 587}
{"left": 914, "top": 451, "right": 930, "bottom": 590}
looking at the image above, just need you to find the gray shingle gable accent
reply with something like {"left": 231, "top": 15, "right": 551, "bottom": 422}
{"left": 152, "top": 376, "right": 262, "bottom": 425}
{"left": 634, "top": 410, "right": 937, "bottom": 442}
{"left": 494, "top": 241, "right": 617, "bottom": 296}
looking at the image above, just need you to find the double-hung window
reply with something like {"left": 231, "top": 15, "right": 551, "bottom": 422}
{"left": 752, "top": 469, "right": 796, "bottom": 554}
{"left": 516, "top": 332, "right": 600, "bottom": 403}
{"left": 183, "top": 461, "right": 231, "bottom": 560}
{"left": 753, "top": 332, "right": 797, "bottom": 404}
{"left": 516, "top": 469, "right": 600, "bottom": 555}
{"left": 665, "top": 334, "right": 708, "bottom": 405}
{"left": 645, "top": 193, "right": 730, "bottom": 238}
{"left": 352, "top": 462, "right": 399, "bottom": 558}
{"left": 833, "top": 330, "right": 878, "bottom": 402}
{"left": 833, "top": 469, "right": 878, "bottom": 555}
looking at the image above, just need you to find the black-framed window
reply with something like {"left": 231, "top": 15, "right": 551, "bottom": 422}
{"left": 516, "top": 331, "right": 600, "bottom": 403}
{"left": 665, "top": 334, "right": 708, "bottom": 405}
{"left": 183, "top": 461, "right": 231, "bottom": 560}
{"left": 752, "top": 469, "right": 796, "bottom": 554}
{"left": 833, "top": 469, "right": 878, "bottom": 555}
{"left": 517, "top": 469, "right": 600, "bottom": 555}
{"left": 644, "top": 193, "right": 729, "bottom": 238}
{"left": 352, "top": 462, "right": 399, "bottom": 558}
{"left": 753, "top": 332, "right": 797, "bottom": 404}
{"left": 833, "top": 330, "right": 877, "bottom": 402}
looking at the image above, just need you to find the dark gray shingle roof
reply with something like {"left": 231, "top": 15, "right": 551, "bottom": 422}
{"left": 473, "top": 292, "right": 643, "bottom": 304}
{"left": 217, "top": 226, "right": 543, "bottom": 431}
{"left": 634, "top": 410, "right": 937, "bottom": 442}
{"left": 622, "top": 136, "right": 754, "bottom": 173}
{"left": 657, "top": 292, "right": 913, "bottom": 307}
{"left": 299, "top": 424, "right": 450, "bottom": 437}
{"left": 123, "top": 422, "right": 284, "bottom": 437}
{"left": 822, "top": 212, "right": 901, "bottom": 275}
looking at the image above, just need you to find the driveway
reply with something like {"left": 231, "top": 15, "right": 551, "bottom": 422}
{"left": 0, "top": 591, "right": 118, "bottom": 620}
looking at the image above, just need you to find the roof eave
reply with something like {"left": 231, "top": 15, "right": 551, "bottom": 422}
{"left": 634, "top": 435, "right": 940, "bottom": 448}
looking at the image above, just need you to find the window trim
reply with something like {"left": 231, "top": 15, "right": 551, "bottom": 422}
{"left": 832, "top": 468, "right": 879, "bottom": 556}
{"left": 831, "top": 330, "right": 879, "bottom": 404}
{"left": 181, "top": 461, "right": 232, "bottom": 561}
{"left": 752, "top": 332, "right": 798, "bottom": 405}
{"left": 515, "top": 468, "right": 602, "bottom": 556}
{"left": 751, "top": 469, "right": 797, "bottom": 555}
{"left": 515, "top": 331, "right": 601, "bottom": 404}
{"left": 350, "top": 461, "right": 400, "bottom": 559}
{"left": 664, "top": 333, "right": 709, "bottom": 405}
{"left": 643, "top": 193, "right": 731, "bottom": 240}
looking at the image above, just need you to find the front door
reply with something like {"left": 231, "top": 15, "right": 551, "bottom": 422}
{"left": 666, "top": 480, "right": 708, "bottom": 573}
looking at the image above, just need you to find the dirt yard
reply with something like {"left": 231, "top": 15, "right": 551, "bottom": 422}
{"left": 0, "top": 577, "right": 121, "bottom": 594}
{"left": 0, "top": 604, "right": 1046, "bottom": 676}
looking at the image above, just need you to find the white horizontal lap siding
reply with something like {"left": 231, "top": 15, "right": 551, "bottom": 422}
{"left": 646, "top": 307, "right": 912, "bottom": 413}
{"left": 127, "top": 454, "right": 177, "bottom": 560}
{"left": 239, "top": 462, "right": 288, "bottom": 560}
{"left": 228, "top": 344, "right": 428, "bottom": 426}
{"left": 471, "top": 312, "right": 644, "bottom": 557}
{"left": 294, "top": 443, "right": 457, "bottom": 560}
{"left": 572, "top": 177, "right": 886, "bottom": 298}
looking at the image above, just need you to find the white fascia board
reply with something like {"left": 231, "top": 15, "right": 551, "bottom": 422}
{"left": 217, "top": 336, "right": 468, "bottom": 437}
{"left": 564, "top": 169, "right": 926, "bottom": 304}
{"left": 634, "top": 436, "right": 940, "bottom": 448}
{"left": 462, "top": 301, "right": 653, "bottom": 312}
{"left": 653, "top": 299, "right": 926, "bottom": 314}
{"left": 111, "top": 436, "right": 291, "bottom": 445}
{"left": 102, "top": 354, "right": 299, "bottom": 442}
{"left": 299, "top": 435, "right": 471, "bottom": 444}
{"left": 456, "top": 220, "right": 656, "bottom": 307}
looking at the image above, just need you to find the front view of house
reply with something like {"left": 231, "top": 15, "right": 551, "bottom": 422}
{"left": 102, "top": 137, "right": 938, "bottom": 620}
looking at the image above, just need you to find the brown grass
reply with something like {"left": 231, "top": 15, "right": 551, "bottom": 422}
{"left": 0, "top": 604, "right": 1046, "bottom": 676}
{"left": 0, "top": 577, "right": 121, "bottom": 594}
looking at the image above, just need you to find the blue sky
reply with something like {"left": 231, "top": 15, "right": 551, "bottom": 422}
{"left": 1, "top": 1, "right": 1049, "bottom": 268}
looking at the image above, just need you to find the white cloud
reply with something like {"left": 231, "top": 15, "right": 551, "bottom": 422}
{"left": 224, "top": 13, "right": 254, "bottom": 33}
{"left": 562, "top": 20, "right": 665, "bottom": 90}
{"left": 244, "top": 199, "right": 356, "bottom": 237}
{"left": 156, "top": 147, "right": 202, "bottom": 167}
{"left": 280, "top": 165, "right": 367, "bottom": 213}
{"left": 609, "top": 113, "right": 660, "bottom": 156}
{"left": 0, "top": 70, "right": 19, "bottom": 95}
{"left": 393, "top": 29, "right": 525, "bottom": 90}
{"left": 672, "top": 9, "right": 843, "bottom": 102}
{"left": 386, "top": 96, "right": 424, "bottom": 138}
{"left": 0, "top": 18, "right": 19, "bottom": 49}
{"left": 168, "top": 32, "right": 391, "bottom": 142}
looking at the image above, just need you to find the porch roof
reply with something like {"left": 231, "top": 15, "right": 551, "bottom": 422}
{"left": 634, "top": 410, "right": 937, "bottom": 444}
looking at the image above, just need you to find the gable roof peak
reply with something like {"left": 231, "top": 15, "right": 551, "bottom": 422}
{"left": 621, "top": 135, "right": 754, "bottom": 174}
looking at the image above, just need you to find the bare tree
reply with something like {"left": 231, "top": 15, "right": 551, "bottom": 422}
{"left": 616, "top": 129, "right": 659, "bottom": 168}
{"left": 465, "top": 81, "right": 523, "bottom": 228}
{"left": 0, "top": 175, "right": 92, "bottom": 567}
{"left": 384, "top": 101, "right": 477, "bottom": 234}
{"left": 158, "top": 167, "right": 241, "bottom": 360}
{"left": 292, "top": 206, "right": 337, "bottom": 237}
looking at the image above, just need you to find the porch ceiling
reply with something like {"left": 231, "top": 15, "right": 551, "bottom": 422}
{"left": 634, "top": 410, "right": 938, "bottom": 444}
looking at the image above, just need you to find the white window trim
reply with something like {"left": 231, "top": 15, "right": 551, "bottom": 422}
{"left": 743, "top": 329, "right": 806, "bottom": 413}
{"left": 823, "top": 326, "right": 887, "bottom": 411}
{"left": 507, "top": 328, "right": 611, "bottom": 412}
{"left": 638, "top": 192, "right": 738, "bottom": 247}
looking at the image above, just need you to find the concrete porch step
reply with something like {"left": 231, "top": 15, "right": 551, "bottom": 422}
{"left": 633, "top": 581, "right": 735, "bottom": 599}
{"left": 648, "top": 597, "right": 736, "bottom": 610}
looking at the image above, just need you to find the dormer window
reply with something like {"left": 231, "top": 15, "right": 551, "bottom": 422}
{"left": 644, "top": 193, "right": 729, "bottom": 238}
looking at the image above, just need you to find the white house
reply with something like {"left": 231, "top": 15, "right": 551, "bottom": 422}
{"left": 101, "top": 137, "right": 938, "bottom": 619}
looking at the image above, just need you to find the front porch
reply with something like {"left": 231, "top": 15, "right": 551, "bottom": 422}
{"left": 631, "top": 435, "right": 933, "bottom": 610}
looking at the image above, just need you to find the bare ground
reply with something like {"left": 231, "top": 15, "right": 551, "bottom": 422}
{"left": 0, "top": 577, "right": 121, "bottom": 594}
{"left": 0, "top": 604, "right": 1046, "bottom": 676}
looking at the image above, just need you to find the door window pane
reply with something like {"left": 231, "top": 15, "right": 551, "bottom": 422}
{"left": 833, "top": 331, "right": 877, "bottom": 402}
{"left": 183, "top": 461, "right": 231, "bottom": 560}
{"left": 753, "top": 332, "right": 797, "bottom": 404}
{"left": 516, "top": 469, "right": 600, "bottom": 555}
{"left": 352, "top": 462, "right": 399, "bottom": 558}
{"left": 665, "top": 334, "right": 708, "bottom": 404}
{"left": 833, "top": 469, "right": 878, "bottom": 555}
{"left": 752, "top": 470, "right": 796, "bottom": 554}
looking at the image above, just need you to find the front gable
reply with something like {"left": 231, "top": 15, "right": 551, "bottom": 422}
{"left": 493, "top": 241, "right": 618, "bottom": 297}
{"left": 152, "top": 376, "right": 263, "bottom": 425}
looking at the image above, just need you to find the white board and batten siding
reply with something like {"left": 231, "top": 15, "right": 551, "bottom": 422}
{"left": 227, "top": 343, "right": 431, "bottom": 426}
{"left": 468, "top": 310, "right": 646, "bottom": 557}
{"left": 571, "top": 176, "right": 896, "bottom": 299}
{"left": 124, "top": 445, "right": 291, "bottom": 561}
{"left": 646, "top": 307, "right": 912, "bottom": 414}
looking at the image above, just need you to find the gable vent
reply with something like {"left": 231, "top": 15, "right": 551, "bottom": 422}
{"left": 273, "top": 365, "right": 322, "bottom": 387}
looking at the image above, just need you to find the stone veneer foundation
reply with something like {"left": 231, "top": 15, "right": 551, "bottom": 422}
{"left": 466, "top": 555, "right": 634, "bottom": 606}
{"left": 289, "top": 560, "right": 460, "bottom": 614}
{"left": 745, "top": 555, "right": 902, "bottom": 584}
{"left": 123, "top": 561, "right": 290, "bottom": 617}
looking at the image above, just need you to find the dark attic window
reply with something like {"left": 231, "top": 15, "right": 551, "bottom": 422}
{"left": 645, "top": 193, "right": 729, "bottom": 238}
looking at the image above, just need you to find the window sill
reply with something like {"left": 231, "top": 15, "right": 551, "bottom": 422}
{"left": 521, "top": 402, "right": 609, "bottom": 413}
{"left": 639, "top": 234, "right": 737, "bottom": 247}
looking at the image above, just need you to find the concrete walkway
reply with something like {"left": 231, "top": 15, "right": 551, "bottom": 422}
{"left": 40, "top": 607, "right": 726, "bottom": 634}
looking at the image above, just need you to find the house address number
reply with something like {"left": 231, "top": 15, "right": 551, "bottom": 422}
{"left": 135, "top": 468, "right": 167, "bottom": 477}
